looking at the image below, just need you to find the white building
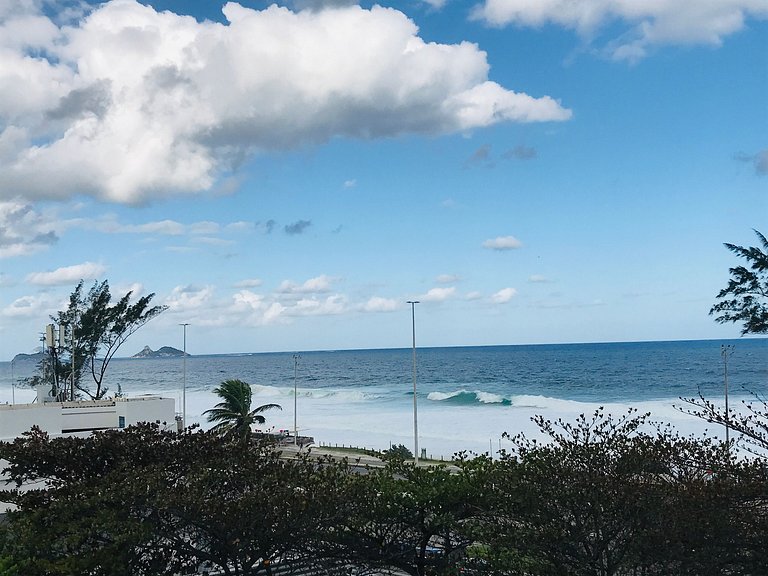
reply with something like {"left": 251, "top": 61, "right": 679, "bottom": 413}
{"left": 0, "top": 387, "right": 176, "bottom": 440}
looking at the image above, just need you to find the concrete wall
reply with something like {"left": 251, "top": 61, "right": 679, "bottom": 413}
{"left": 62, "top": 400, "right": 117, "bottom": 432}
{"left": 0, "top": 396, "right": 176, "bottom": 439}
{"left": 117, "top": 396, "right": 176, "bottom": 428}
{"left": 0, "top": 403, "right": 61, "bottom": 439}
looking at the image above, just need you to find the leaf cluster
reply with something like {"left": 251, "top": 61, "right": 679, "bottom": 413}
{"left": 710, "top": 230, "right": 768, "bottom": 335}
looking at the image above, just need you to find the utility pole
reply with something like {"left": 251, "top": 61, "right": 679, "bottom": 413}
{"left": 407, "top": 301, "right": 420, "bottom": 465}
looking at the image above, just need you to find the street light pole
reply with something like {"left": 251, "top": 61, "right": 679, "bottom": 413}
{"left": 293, "top": 354, "right": 300, "bottom": 445}
{"left": 407, "top": 301, "right": 420, "bottom": 465}
{"left": 180, "top": 323, "right": 190, "bottom": 429}
{"left": 722, "top": 345, "right": 733, "bottom": 445}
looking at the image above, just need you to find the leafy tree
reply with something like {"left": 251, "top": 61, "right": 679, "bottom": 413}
{"left": 340, "top": 454, "right": 496, "bottom": 576}
{"left": 34, "top": 280, "right": 167, "bottom": 400}
{"left": 0, "top": 424, "right": 355, "bottom": 576}
{"left": 486, "top": 409, "right": 767, "bottom": 576}
{"left": 683, "top": 231, "right": 768, "bottom": 453}
{"left": 710, "top": 229, "right": 768, "bottom": 335}
{"left": 204, "top": 379, "right": 281, "bottom": 441}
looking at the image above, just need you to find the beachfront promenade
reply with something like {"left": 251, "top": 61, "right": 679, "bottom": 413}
{"left": 277, "top": 444, "right": 387, "bottom": 468}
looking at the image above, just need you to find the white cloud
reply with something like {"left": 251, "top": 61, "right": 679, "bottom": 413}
{"left": 472, "top": 0, "right": 768, "bottom": 61}
{"left": 26, "top": 261, "right": 107, "bottom": 286}
{"left": 422, "top": 0, "right": 448, "bottom": 9}
{"left": 490, "top": 287, "right": 517, "bottom": 303}
{"left": 482, "top": 235, "right": 523, "bottom": 250}
{"left": 1, "top": 293, "right": 57, "bottom": 318}
{"left": 421, "top": 287, "right": 456, "bottom": 302}
{"left": 278, "top": 275, "right": 335, "bottom": 294}
{"left": 0, "top": 200, "right": 60, "bottom": 258}
{"left": 343, "top": 179, "right": 357, "bottom": 188}
{"left": 0, "top": 0, "right": 571, "bottom": 204}
{"left": 361, "top": 296, "right": 399, "bottom": 312}
{"left": 290, "top": 295, "right": 347, "bottom": 316}
{"left": 165, "top": 285, "right": 215, "bottom": 312}
{"left": 465, "top": 291, "right": 483, "bottom": 300}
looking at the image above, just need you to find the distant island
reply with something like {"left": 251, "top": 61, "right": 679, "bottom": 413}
{"left": 11, "top": 351, "right": 45, "bottom": 363}
{"left": 131, "top": 346, "right": 189, "bottom": 359}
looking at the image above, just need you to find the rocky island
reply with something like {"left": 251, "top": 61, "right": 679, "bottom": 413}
{"left": 131, "top": 346, "right": 189, "bottom": 359}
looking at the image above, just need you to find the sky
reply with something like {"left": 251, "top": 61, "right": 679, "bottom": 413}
{"left": 0, "top": 0, "right": 766, "bottom": 360}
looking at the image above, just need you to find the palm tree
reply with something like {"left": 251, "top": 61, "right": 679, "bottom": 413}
{"left": 204, "top": 379, "right": 281, "bottom": 441}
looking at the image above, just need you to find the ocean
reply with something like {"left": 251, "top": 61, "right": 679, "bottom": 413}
{"left": 1, "top": 339, "right": 766, "bottom": 458}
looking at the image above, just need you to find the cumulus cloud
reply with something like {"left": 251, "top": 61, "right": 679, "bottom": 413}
{"left": 165, "top": 285, "right": 216, "bottom": 312}
{"left": 472, "top": 0, "right": 768, "bottom": 61}
{"left": 278, "top": 275, "right": 335, "bottom": 294}
{"left": 361, "top": 296, "right": 399, "bottom": 312}
{"left": 420, "top": 287, "right": 456, "bottom": 302}
{"left": 0, "top": 0, "right": 570, "bottom": 204}
{"left": 26, "top": 261, "right": 106, "bottom": 286}
{"left": 1, "top": 293, "right": 58, "bottom": 319}
{"left": 0, "top": 200, "right": 59, "bottom": 258}
{"left": 232, "top": 288, "right": 347, "bottom": 323}
{"left": 289, "top": 295, "right": 347, "bottom": 316}
{"left": 482, "top": 235, "right": 523, "bottom": 250}
{"left": 490, "top": 287, "right": 517, "bottom": 303}
{"left": 285, "top": 220, "right": 312, "bottom": 235}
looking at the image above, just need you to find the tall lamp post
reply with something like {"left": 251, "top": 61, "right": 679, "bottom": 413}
{"left": 407, "top": 301, "right": 420, "bottom": 465}
{"left": 180, "top": 323, "right": 190, "bottom": 429}
{"left": 293, "top": 354, "right": 300, "bottom": 445}
{"left": 722, "top": 345, "right": 733, "bottom": 445}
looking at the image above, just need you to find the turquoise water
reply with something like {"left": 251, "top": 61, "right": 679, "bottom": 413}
{"left": 1, "top": 339, "right": 765, "bottom": 456}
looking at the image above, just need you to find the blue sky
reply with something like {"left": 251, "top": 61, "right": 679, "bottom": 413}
{"left": 0, "top": 0, "right": 766, "bottom": 360}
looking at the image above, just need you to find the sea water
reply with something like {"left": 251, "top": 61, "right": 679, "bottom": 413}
{"left": 1, "top": 339, "right": 765, "bottom": 458}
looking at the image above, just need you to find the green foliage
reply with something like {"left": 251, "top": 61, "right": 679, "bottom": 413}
{"left": 31, "top": 280, "right": 167, "bottom": 400}
{"left": 481, "top": 409, "right": 767, "bottom": 576}
{"left": 204, "top": 378, "right": 281, "bottom": 440}
{"left": 381, "top": 443, "right": 413, "bottom": 461}
{"left": 710, "top": 229, "right": 768, "bottom": 335}
{"left": 0, "top": 413, "right": 765, "bottom": 576}
{"left": 340, "top": 454, "right": 496, "bottom": 576}
{"left": 0, "top": 424, "right": 354, "bottom": 576}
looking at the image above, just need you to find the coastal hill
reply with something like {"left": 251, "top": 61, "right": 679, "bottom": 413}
{"left": 11, "top": 351, "right": 44, "bottom": 363}
{"left": 131, "top": 346, "right": 189, "bottom": 359}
